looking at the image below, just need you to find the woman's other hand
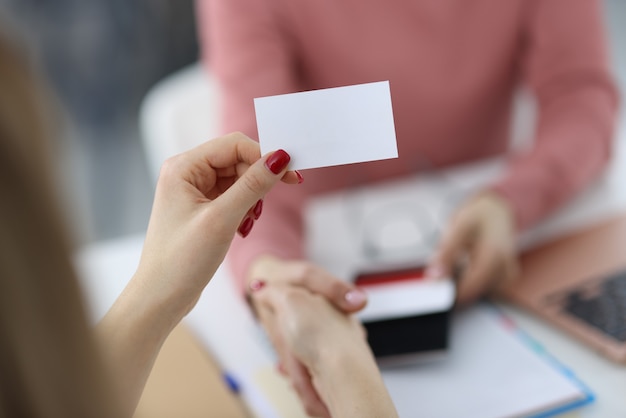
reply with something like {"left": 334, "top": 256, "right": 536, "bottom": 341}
{"left": 428, "top": 192, "right": 520, "bottom": 305}
{"left": 99, "top": 132, "right": 301, "bottom": 415}
{"left": 246, "top": 256, "right": 368, "bottom": 416}
{"left": 251, "top": 283, "right": 398, "bottom": 418}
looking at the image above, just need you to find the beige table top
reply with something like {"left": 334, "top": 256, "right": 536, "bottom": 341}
{"left": 133, "top": 323, "right": 249, "bottom": 418}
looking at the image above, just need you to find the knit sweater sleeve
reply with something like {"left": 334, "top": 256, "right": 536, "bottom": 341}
{"left": 490, "top": 0, "right": 619, "bottom": 230}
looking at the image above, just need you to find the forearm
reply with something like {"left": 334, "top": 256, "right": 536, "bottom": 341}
{"left": 96, "top": 272, "right": 184, "bottom": 417}
{"left": 500, "top": 0, "right": 620, "bottom": 230}
{"left": 315, "top": 346, "right": 398, "bottom": 418}
{"left": 491, "top": 85, "right": 617, "bottom": 230}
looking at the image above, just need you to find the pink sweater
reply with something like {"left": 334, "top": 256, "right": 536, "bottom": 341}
{"left": 197, "top": 0, "right": 619, "bottom": 286}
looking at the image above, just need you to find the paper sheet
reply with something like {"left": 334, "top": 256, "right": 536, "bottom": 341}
{"left": 381, "top": 307, "right": 590, "bottom": 418}
{"left": 254, "top": 81, "right": 398, "bottom": 170}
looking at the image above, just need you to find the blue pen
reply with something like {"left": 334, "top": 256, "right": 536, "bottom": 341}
{"left": 223, "top": 372, "right": 241, "bottom": 394}
{"left": 222, "top": 372, "right": 256, "bottom": 418}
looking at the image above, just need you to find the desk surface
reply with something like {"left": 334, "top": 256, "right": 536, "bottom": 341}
{"left": 75, "top": 216, "right": 626, "bottom": 418}
{"left": 134, "top": 324, "right": 248, "bottom": 418}
{"left": 75, "top": 235, "right": 249, "bottom": 418}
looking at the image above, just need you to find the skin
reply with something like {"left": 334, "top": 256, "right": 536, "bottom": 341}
{"left": 247, "top": 191, "right": 519, "bottom": 414}
{"left": 251, "top": 284, "right": 398, "bottom": 418}
{"left": 247, "top": 257, "right": 368, "bottom": 416}
{"left": 96, "top": 132, "right": 299, "bottom": 416}
{"left": 429, "top": 192, "right": 520, "bottom": 305}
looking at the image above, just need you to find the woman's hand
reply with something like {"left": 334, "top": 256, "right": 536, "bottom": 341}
{"left": 251, "top": 283, "right": 398, "bottom": 418}
{"left": 428, "top": 192, "right": 520, "bottom": 305}
{"left": 247, "top": 256, "right": 368, "bottom": 416}
{"left": 98, "top": 133, "right": 300, "bottom": 416}
{"left": 135, "top": 132, "right": 300, "bottom": 319}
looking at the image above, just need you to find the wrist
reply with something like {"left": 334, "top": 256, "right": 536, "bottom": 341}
{"left": 315, "top": 341, "right": 375, "bottom": 377}
{"left": 96, "top": 271, "right": 185, "bottom": 416}
{"left": 115, "top": 270, "right": 187, "bottom": 338}
{"left": 313, "top": 344, "right": 396, "bottom": 417}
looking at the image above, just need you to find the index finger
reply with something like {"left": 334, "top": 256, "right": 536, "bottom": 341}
{"left": 191, "top": 132, "right": 301, "bottom": 184}
{"left": 280, "top": 263, "right": 368, "bottom": 313}
{"left": 190, "top": 132, "right": 261, "bottom": 169}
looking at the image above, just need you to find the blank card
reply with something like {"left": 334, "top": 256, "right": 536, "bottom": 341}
{"left": 254, "top": 81, "right": 398, "bottom": 170}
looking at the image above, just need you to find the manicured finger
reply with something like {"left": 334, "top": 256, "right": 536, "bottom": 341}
{"left": 236, "top": 215, "right": 255, "bottom": 238}
{"left": 259, "top": 261, "right": 368, "bottom": 313}
{"left": 236, "top": 199, "right": 264, "bottom": 238}
{"left": 215, "top": 149, "right": 292, "bottom": 225}
{"left": 195, "top": 132, "right": 262, "bottom": 169}
{"left": 296, "top": 269, "right": 367, "bottom": 313}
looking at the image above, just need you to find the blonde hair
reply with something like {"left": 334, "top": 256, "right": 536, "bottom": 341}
{"left": 0, "top": 34, "right": 120, "bottom": 417}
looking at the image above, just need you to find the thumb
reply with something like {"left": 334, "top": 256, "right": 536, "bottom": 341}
{"left": 214, "top": 149, "right": 292, "bottom": 223}
{"left": 428, "top": 216, "right": 473, "bottom": 279}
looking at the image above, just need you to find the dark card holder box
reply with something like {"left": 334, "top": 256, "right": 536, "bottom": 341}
{"left": 355, "top": 267, "right": 455, "bottom": 364}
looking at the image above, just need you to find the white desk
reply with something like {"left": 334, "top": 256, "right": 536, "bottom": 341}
{"left": 75, "top": 226, "right": 626, "bottom": 418}
{"left": 78, "top": 100, "right": 626, "bottom": 418}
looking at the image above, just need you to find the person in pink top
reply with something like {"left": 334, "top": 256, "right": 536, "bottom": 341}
{"left": 197, "top": 0, "right": 619, "bottom": 415}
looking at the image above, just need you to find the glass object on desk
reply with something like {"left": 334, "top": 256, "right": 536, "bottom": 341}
{"left": 342, "top": 171, "right": 476, "bottom": 269}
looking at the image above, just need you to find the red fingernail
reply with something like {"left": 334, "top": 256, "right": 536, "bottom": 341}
{"left": 265, "top": 149, "right": 291, "bottom": 174}
{"left": 276, "top": 362, "right": 287, "bottom": 376}
{"left": 295, "top": 170, "right": 304, "bottom": 184}
{"left": 252, "top": 199, "right": 263, "bottom": 220}
{"left": 249, "top": 279, "right": 266, "bottom": 292}
{"left": 237, "top": 216, "right": 254, "bottom": 238}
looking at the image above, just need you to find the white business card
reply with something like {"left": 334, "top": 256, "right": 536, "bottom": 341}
{"left": 255, "top": 81, "right": 398, "bottom": 170}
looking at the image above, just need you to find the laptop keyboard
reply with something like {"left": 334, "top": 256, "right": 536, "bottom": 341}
{"left": 561, "top": 269, "right": 626, "bottom": 342}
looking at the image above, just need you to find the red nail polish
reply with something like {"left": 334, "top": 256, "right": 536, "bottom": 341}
{"left": 238, "top": 216, "right": 254, "bottom": 238}
{"left": 276, "top": 362, "right": 287, "bottom": 376}
{"left": 295, "top": 170, "right": 304, "bottom": 184}
{"left": 265, "top": 149, "right": 291, "bottom": 174}
{"left": 252, "top": 199, "right": 263, "bottom": 220}
{"left": 249, "top": 279, "right": 266, "bottom": 292}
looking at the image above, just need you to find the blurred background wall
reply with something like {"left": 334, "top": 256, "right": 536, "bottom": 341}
{"left": 0, "top": 0, "right": 624, "bottom": 245}
{"left": 0, "top": 0, "right": 198, "bottom": 243}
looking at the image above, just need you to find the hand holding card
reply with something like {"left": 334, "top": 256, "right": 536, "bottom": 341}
{"left": 254, "top": 81, "right": 398, "bottom": 171}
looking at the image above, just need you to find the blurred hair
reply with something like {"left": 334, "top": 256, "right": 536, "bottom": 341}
{"left": 0, "top": 34, "right": 120, "bottom": 417}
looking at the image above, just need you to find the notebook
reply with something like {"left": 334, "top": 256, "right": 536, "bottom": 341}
{"left": 380, "top": 305, "right": 593, "bottom": 418}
